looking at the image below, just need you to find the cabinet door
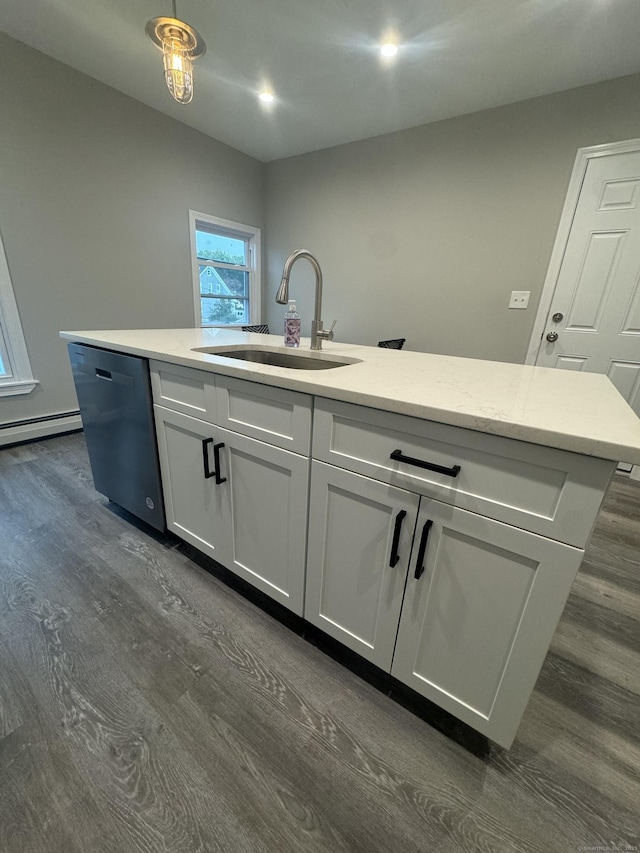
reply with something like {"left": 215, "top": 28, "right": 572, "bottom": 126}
{"left": 154, "top": 406, "right": 226, "bottom": 562}
{"left": 391, "top": 499, "right": 583, "bottom": 748}
{"left": 305, "top": 461, "right": 419, "bottom": 670}
{"left": 214, "top": 426, "right": 309, "bottom": 616}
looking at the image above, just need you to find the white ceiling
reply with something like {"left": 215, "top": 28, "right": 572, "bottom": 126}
{"left": 1, "top": 0, "right": 640, "bottom": 162}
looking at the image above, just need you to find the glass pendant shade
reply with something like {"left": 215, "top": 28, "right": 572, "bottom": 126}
{"left": 146, "top": 14, "right": 206, "bottom": 105}
{"left": 162, "top": 35, "right": 194, "bottom": 104}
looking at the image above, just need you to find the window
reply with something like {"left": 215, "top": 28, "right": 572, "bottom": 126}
{"left": 189, "top": 211, "right": 261, "bottom": 327}
{"left": 0, "top": 228, "right": 37, "bottom": 397}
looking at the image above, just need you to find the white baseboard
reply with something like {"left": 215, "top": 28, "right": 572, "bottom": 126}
{"left": 0, "top": 412, "right": 82, "bottom": 447}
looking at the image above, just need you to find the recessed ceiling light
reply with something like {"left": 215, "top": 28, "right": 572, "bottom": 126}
{"left": 259, "top": 91, "right": 275, "bottom": 103}
{"left": 380, "top": 43, "right": 398, "bottom": 58}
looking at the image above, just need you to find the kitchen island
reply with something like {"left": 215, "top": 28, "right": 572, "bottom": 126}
{"left": 60, "top": 328, "right": 640, "bottom": 747}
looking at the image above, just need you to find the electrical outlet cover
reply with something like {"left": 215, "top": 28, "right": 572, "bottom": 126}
{"left": 509, "top": 291, "right": 530, "bottom": 309}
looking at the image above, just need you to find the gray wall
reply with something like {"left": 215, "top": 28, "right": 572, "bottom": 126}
{"left": 4, "top": 31, "right": 640, "bottom": 432}
{"left": 265, "top": 73, "right": 640, "bottom": 363}
{"left": 0, "top": 32, "right": 264, "bottom": 426}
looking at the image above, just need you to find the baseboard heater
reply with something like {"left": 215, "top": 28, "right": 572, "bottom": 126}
{"left": 0, "top": 410, "right": 82, "bottom": 447}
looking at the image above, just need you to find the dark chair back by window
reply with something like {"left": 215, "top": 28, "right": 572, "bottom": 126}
{"left": 242, "top": 324, "right": 270, "bottom": 334}
{"left": 377, "top": 338, "right": 406, "bottom": 350}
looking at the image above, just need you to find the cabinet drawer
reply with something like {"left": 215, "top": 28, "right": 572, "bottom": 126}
{"left": 150, "top": 360, "right": 217, "bottom": 421}
{"left": 215, "top": 374, "right": 312, "bottom": 454}
{"left": 312, "top": 398, "right": 614, "bottom": 547}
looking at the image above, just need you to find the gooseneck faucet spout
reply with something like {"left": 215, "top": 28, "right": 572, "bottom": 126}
{"left": 275, "top": 249, "right": 334, "bottom": 350}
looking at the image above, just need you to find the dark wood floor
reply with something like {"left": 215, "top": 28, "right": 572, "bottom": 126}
{"left": 1, "top": 433, "right": 639, "bottom": 853}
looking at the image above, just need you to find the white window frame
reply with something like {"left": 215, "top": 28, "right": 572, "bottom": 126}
{"left": 189, "top": 210, "right": 261, "bottom": 328}
{"left": 0, "top": 228, "right": 37, "bottom": 397}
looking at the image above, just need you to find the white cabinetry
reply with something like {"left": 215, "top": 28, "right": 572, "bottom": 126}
{"left": 148, "top": 360, "right": 615, "bottom": 748}
{"left": 391, "top": 497, "right": 582, "bottom": 747}
{"left": 215, "top": 423, "right": 308, "bottom": 613}
{"left": 151, "top": 363, "right": 311, "bottom": 615}
{"left": 312, "top": 398, "right": 613, "bottom": 547}
{"left": 151, "top": 360, "right": 218, "bottom": 421}
{"left": 306, "top": 399, "right": 613, "bottom": 747}
{"left": 305, "top": 462, "right": 419, "bottom": 670}
{"left": 154, "top": 406, "right": 225, "bottom": 561}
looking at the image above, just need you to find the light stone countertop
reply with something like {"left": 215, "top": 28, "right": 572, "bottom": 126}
{"left": 60, "top": 328, "right": 640, "bottom": 465}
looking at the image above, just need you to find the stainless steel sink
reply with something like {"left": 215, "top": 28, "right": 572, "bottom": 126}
{"left": 192, "top": 346, "right": 359, "bottom": 370}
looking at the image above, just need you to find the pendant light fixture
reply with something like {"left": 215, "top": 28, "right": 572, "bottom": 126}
{"left": 146, "top": 1, "right": 206, "bottom": 105}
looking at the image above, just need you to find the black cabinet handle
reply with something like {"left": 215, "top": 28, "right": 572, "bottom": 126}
{"left": 390, "top": 449, "right": 461, "bottom": 478}
{"left": 202, "top": 438, "right": 215, "bottom": 479}
{"left": 213, "top": 442, "right": 227, "bottom": 485}
{"left": 389, "top": 509, "right": 406, "bottom": 567}
{"left": 414, "top": 520, "right": 433, "bottom": 580}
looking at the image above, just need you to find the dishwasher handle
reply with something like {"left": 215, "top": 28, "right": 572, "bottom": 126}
{"left": 93, "top": 366, "right": 134, "bottom": 387}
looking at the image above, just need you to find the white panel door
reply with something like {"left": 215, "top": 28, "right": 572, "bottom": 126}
{"left": 535, "top": 150, "right": 640, "bottom": 417}
{"left": 391, "top": 498, "right": 583, "bottom": 748}
{"left": 154, "top": 405, "right": 226, "bottom": 561}
{"left": 215, "top": 425, "right": 309, "bottom": 615}
{"left": 155, "top": 406, "right": 309, "bottom": 615}
{"left": 305, "top": 461, "right": 419, "bottom": 670}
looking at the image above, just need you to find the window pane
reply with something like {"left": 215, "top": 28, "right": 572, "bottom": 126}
{"left": 191, "top": 213, "right": 259, "bottom": 331}
{"left": 201, "top": 297, "right": 249, "bottom": 326}
{"left": 0, "top": 325, "right": 11, "bottom": 378}
{"left": 198, "top": 264, "right": 248, "bottom": 297}
{"left": 196, "top": 229, "right": 246, "bottom": 265}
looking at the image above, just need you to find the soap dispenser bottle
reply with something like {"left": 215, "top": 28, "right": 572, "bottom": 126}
{"left": 284, "top": 299, "right": 301, "bottom": 348}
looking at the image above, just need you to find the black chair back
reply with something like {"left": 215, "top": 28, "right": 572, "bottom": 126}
{"left": 377, "top": 338, "right": 406, "bottom": 350}
{"left": 242, "top": 324, "right": 270, "bottom": 334}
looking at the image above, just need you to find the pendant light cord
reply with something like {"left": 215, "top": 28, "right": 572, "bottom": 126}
{"left": 172, "top": 0, "right": 177, "bottom": 18}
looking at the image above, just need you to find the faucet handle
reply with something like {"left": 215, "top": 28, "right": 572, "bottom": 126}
{"left": 317, "top": 320, "right": 336, "bottom": 342}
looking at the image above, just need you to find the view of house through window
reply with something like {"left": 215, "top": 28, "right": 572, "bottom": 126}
{"left": 190, "top": 212, "right": 261, "bottom": 327}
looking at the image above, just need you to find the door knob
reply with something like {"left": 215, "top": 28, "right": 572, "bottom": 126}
{"left": 552, "top": 312, "right": 564, "bottom": 323}
{"left": 546, "top": 331, "right": 558, "bottom": 342}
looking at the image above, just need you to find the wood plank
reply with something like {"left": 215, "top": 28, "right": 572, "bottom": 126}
{"left": 0, "top": 568, "right": 270, "bottom": 852}
{"left": 0, "top": 632, "right": 31, "bottom": 739}
{"left": 0, "top": 718, "right": 127, "bottom": 853}
{"left": 570, "top": 570, "right": 640, "bottom": 622}
{"left": 536, "top": 652, "right": 640, "bottom": 745}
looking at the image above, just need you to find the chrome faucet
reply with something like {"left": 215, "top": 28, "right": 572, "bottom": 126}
{"left": 275, "top": 249, "right": 335, "bottom": 350}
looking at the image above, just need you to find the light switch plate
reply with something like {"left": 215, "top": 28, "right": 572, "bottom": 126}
{"left": 509, "top": 290, "right": 530, "bottom": 309}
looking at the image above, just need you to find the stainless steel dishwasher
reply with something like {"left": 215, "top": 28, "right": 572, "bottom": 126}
{"left": 67, "top": 343, "right": 165, "bottom": 531}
